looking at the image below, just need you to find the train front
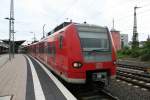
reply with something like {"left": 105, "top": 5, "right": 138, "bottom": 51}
{"left": 67, "top": 23, "right": 116, "bottom": 85}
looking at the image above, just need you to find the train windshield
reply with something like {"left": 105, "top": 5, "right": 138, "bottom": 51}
{"left": 79, "top": 31, "right": 110, "bottom": 51}
{"left": 76, "top": 24, "right": 112, "bottom": 62}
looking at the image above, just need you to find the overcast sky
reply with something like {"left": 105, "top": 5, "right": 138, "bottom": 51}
{"left": 0, "top": 0, "right": 150, "bottom": 44}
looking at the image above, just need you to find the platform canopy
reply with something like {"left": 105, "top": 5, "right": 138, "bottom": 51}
{"left": 2, "top": 40, "right": 25, "bottom": 53}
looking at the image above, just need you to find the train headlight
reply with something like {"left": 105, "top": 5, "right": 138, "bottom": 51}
{"left": 73, "top": 62, "right": 82, "bottom": 68}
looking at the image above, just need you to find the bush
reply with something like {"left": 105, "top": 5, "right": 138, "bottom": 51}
{"left": 143, "top": 41, "right": 150, "bottom": 49}
{"left": 140, "top": 41, "right": 150, "bottom": 61}
{"left": 117, "top": 47, "right": 131, "bottom": 59}
{"left": 130, "top": 49, "right": 140, "bottom": 58}
{"left": 120, "top": 46, "right": 132, "bottom": 55}
{"left": 125, "top": 49, "right": 132, "bottom": 55}
{"left": 117, "top": 41, "right": 150, "bottom": 61}
{"left": 140, "top": 54, "right": 150, "bottom": 61}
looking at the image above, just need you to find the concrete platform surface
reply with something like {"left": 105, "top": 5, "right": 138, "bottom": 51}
{"left": 0, "top": 54, "right": 27, "bottom": 100}
{"left": 0, "top": 54, "right": 77, "bottom": 100}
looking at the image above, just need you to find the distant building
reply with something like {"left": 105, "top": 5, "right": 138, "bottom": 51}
{"left": 0, "top": 41, "right": 8, "bottom": 54}
{"left": 2, "top": 40, "right": 25, "bottom": 53}
{"left": 110, "top": 29, "right": 121, "bottom": 51}
{"left": 120, "top": 34, "right": 128, "bottom": 47}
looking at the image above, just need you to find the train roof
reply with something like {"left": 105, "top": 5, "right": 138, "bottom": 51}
{"left": 28, "top": 22, "right": 108, "bottom": 46}
{"left": 75, "top": 23, "right": 106, "bottom": 28}
{"left": 47, "top": 22, "right": 71, "bottom": 36}
{"left": 47, "top": 22, "right": 107, "bottom": 36}
{"left": 75, "top": 23, "right": 107, "bottom": 33}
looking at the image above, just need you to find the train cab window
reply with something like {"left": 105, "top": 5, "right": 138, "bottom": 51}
{"left": 59, "top": 36, "right": 63, "bottom": 49}
{"left": 77, "top": 25, "right": 112, "bottom": 62}
{"left": 78, "top": 30, "right": 110, "bottom": 51}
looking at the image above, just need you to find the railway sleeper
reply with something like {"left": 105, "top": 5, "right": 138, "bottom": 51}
{"left": 117, "top": 64, "right": 150, "bottom": 73}
{"left": 117, "top": 69, "right": 150, "bottom": 78}
{"left": 116, "top": 75, "right": 150, "bottom": 90}
{"left": 117, "top": 71, "right": 150, "bottom": 83}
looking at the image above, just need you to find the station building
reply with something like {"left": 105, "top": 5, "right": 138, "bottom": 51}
{"left": 110, "top": 29, "right": 129, "bottom": 51}
{"left": 110, "top": 29, "right": 121, "bottom": 51}
{"left": 1, "top": 40, "right": 25, "bottom": 53}
{"left": 0, "top": 41, "right": 8, "bottom": 54}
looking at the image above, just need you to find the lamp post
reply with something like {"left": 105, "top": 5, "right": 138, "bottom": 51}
{"left": 43, "top": 24, "right": 46, "bottom": 38}
{"left": 30, "top": 32, "right": 36, "bottom": 43}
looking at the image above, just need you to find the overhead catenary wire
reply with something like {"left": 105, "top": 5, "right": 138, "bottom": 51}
{"left": 114, "top": 7, "right": 150, "bottom": 26}
{"left": 1, "top": 1, "right": 150, "bottom": 39}
{"left": 1, "top": 1, "right": 149, "bottom": 26}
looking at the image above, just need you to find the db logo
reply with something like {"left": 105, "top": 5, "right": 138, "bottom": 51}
{"left": 96, "top": 63, "right": 103, "bottom": 69}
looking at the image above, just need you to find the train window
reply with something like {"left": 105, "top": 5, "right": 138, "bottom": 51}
{"left": 39, "top": 44, "right": 43, "bottom": 53}
{"left": 39, "top": 47, "right": 40, "bottom": 53}
{"left": 47, "top": 44, "right": 51, "bottom": 55}
{"left": 78, "top": 31, "right": 110, "bottom": 51}
{"left": 80, "top": 38, "right": 109, "bottom": 49}
{"left": 52, "top": 44, "right": 56, "bottom": 56}
{"left": 39, "top": 47, "right": 41, "bottom": 53}
{"left": 42, "top": 47, "right": 44, "bottom": 53}
{"left": 34, "top": 46, "right": 36, "bottom": 53}
{"left": 39, "top": 45, "right": 40, "bottom": 53}
{"left": 36, "top": 46, "right": 38, "bottom": 53}
{"left": 59, "top": 36, "right": 63, "bottom": 49}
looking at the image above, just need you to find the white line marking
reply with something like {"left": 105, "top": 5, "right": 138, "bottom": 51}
{"left": 26, "top": 56, "right": 46, "bottom": 100}
{"left": 32, "top": 56, "right": 77, "bottom": 100}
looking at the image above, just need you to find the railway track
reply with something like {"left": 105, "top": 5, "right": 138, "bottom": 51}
{"left": 117, "top": 64, "right": 145, "bottom": 71}
{"left": 46, "top": 65, "right": 118, "bottom": 100}
{"left": 117, "top": 63, "right": 150, "bottom": 90}
{"left": 66, "top": 83, "right": 118, "bottom": 100}
{"left": 117, "top": 63, "right": 150, "bottom": 73}
{"left": 32, "top": 57, "right": 119, "bottom": 100}
{"left": 117, "top": 68, "right": 150, "bottom": 78}
{"left": 116, "top": 75, "right": 150, "bottom": 90}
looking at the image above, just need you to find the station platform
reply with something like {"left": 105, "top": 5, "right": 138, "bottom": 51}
{"left": 0, "top": 54, "right": 77, "bottom": 100}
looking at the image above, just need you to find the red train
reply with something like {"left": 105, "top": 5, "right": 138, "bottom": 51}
{"left": 27, "top": 22, "right": 116, "bottom": 85}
